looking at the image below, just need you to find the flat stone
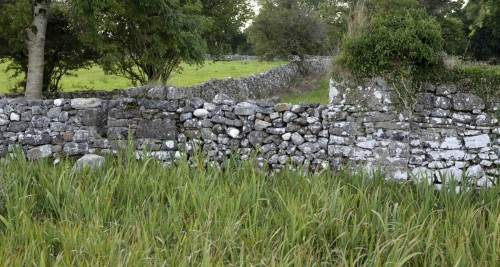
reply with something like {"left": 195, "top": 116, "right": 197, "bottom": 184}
{"left": 234, "top": 102, "right": 258, "bottom": 116}
{"left": 82, "top": 108, "right": 107, "bottom": 126}
{"left": 63, "top": 142, "right": 89, "bottom": 155}
{"left": 266, "top": 127, "right": 286, "bottom": 135}
{"left": 73, "top": 154, "right": 105, "bottom": 170}
{"left": 136, "top": 119, "right": 176, "bottom": 140}
{"left": 254, "top": 119, "right": 272, "bottom": 131}
{"left": 357, "top": 140, "right": 376, "bottom": 149}
{"left": 274, "top": 103, "right": 290, "bottom": 112}
{"left": 24, "top": 133, "right": 52, "bottom": 146}
{"left": 464, "top": 134, "right": 490, "bottom": 149}
{"left": 211, "top": 115, "right": 243, "bottom": 127}
{"left": 452, "top": 93, "right": 485, "bottom": 111}
{"left": 440, "top": 137, "right": 461, "bottom": 149}
{"left": 213, "top": 93, "right": 236, "bottom": 105}
{"left": 7, "top": 122, "right": 28, "bottom": 132}
{"left": 27, "top": 145, "right": 53, "bottom": 160}
{"left": 193, "top": 109, "right": 209, "bottom": 118}
{"left": 71, "top": 98, "right": 102, "bottom": 109}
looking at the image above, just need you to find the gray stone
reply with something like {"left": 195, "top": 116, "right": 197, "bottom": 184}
{"left": 211, "top": 115, "right": 243, "bottom": 127}
{"left": 452, "top": 93, "right": 485, "bottom": 111}
{"left": 138, "top": 100, "right": 179, "bottom": 111}
{"left": 8, "top": 122, "right": 28, "bottom": 132}
{"left": 434, "top": 96, "right": 451, "bottom": 109}
{"left": 254, "top": 119, "right": 272, "bottom": 131}
{"left": 167, "top": 87, "right": 191, "bottom": 100}
{"left": 180, "top": 113, "right": 193, "bottom": 122}
{"left": 193, "top": 109, "right": 209, "bottom": 118}
{"left": 136, "top": 119, "right": 177, "bottom": 140}
{"left": 298, "top": 142, "right": 320, "bottom": 154}
{"left": 226, "top": 127, "right": 240, "bottom": 138}
{"left": 464, "top": 134, "right": 490, "bottom": 149}
{"left": 213, "top": 93, "right": 237, "bottom": 105}
{"left": 31, "top": 116, "right": 51, "bottom": 128}
{"left": 147, "top": 86, "right": 166, "bottom": 99}
{"left": 291, "top": 133, "right": 305, "bottom": 146}
{"left": 248, "top": 131, "right": 268, "bottom": 147}
{"left": 74, "top": 154, "right": 105, "bottom": 169}
{"left": 466, "top": 165, "right": 484, "bottom": 179}
{"left": 71, "top": 98, "right": 102, "bottom": 109}
{"left": 201, "top": 128, "right": 217, "bottom": 140}
{"left": 440, "top": 137, "right": 461, "bottom": 149}
{"left": 24, "top": 133, "right": 51, "bottom": 146}
{"left": 283, "top": 111, "right": 298, "bottom": 123}
{"left": 21, "top": 111, "right": 32, "bottom": 121}
{"left": 234, "top": 102, "right": 258, "bottom": 116}
{"left": 63, "top": 142, "right": 89, "bottom": 155}
{"left": 27, "top": 145, "right": 53, "bottom": 160}
{"left": 266, "top": 127, "right": 286, "bottom": 135}
{"left": 47, "top": 107, "right": 62, "bottom": 118}
{"left": 435, "top": 85, "right": 456, "bottom": 95}
{"left": 82, "top": 108, "right": 106, "bottom": 126}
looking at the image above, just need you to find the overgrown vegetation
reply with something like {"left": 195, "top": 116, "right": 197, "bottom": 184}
{"left": 0, "top": 151, "right": 498, "bottom": 265}
{"left": 332, "top": 0, "right": 499, "bottom": 112}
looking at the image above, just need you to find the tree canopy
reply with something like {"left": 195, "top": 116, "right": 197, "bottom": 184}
{"left": 248, "top": 0, "right": 326, "bottom": 62}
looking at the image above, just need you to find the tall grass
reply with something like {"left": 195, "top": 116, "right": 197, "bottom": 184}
{"left": 0, "top": 151, "right": 498, "bottom": 265}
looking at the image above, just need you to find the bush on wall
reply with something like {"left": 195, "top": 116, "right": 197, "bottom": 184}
{"left": 335, "top": 8, "right": 443, "bottom": 81}
{"left": 334, "top": 7, "right": 444, "bottom": 115}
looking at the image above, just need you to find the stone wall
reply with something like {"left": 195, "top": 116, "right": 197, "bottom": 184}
{"left": 0, "top": 76, "right": 497, "bottom": 187}
{"left": 1, "top": 57, "right": 331, "bottom": 102}
{"left": 329, "top": 78, "right": 499, "bottom": 186}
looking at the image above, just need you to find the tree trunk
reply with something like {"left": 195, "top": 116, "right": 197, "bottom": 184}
{"left": 25, "top": 0, "right": 50, "bottom": 99}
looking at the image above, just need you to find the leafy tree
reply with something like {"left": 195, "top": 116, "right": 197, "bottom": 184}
{"left": 0, "top": 1, "right": 99, "bottom": 93}
{"left": 200, "top": 0, "right": 253, "bottom": 56}
{"left": 463, "top": 0, "right": 500, "bottom": 62}
{"left": 73, "top": 0, "right": 209, "bottom": 86}
{"left": 248, "top": 0, "right": 326, "bottom": 64}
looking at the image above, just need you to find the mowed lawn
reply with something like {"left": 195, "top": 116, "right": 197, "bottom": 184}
{"left": 0, "top": 60, "right": 286, "bottom": 93}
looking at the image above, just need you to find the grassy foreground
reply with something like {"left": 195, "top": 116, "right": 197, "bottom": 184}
{"left": 0, "top": 151, "right": 498, "bottom": 266}
{"left": 0, "top": 60, "right": 286, "bottom": 93}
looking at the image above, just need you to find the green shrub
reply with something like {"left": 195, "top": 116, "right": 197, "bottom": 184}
{"left": 337, "top": 8, "right": 443, "bottom": 80}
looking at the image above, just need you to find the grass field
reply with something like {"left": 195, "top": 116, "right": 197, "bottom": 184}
{"left": 0, "top": 60, "right": 286, "bottom": 93}
{"left": 0, "top": 150, "right": 498, "bottom": 265}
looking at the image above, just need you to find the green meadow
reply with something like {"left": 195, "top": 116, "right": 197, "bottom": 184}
{"left": 0, "top": 150, "right": 498, "bottom": 266}
{"left": 0, "top": 60, "right": 287, "bottom": 93}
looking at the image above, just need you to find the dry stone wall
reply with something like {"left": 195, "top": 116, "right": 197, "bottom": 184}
{"left": 1, "top": 57, "right": 331, "bottom": 102}
{"left": 0, "top": 75, "right": 497, "bottom": 187}
{"left": 329, "top": 78, "right": 499, "bottom": 186}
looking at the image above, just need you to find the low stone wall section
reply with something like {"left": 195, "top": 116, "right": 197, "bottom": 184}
{"left": 0, "top": 78, "right": 498, "bottom": 187}
{"left": 329, "top": 78, "right": 499, "bottom": 185}
{"left": 1, "top": 57, "right": 331, "bottom": 102}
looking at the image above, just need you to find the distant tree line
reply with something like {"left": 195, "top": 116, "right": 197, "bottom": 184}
{"left": 248, "top": 0, "right": 500, "bottom": 64}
